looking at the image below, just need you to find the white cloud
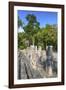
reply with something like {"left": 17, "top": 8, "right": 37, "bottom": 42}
{"left": 18, "top": 27, "right": 24, "bottom": 32}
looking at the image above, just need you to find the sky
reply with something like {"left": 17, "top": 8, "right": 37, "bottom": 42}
{"left": 18, "top": 10, "right": 57, "bottom": 32}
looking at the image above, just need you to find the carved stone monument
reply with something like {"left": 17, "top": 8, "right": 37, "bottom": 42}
{"left": 46, "top": 45, "right": 53, "bottom": 77}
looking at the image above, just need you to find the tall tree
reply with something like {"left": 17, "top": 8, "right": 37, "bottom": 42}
{"left": 18, "top": 16, "right": 23, "bottom": 28}
{"left": 42, "top": 24, "right": 57, "bottom": 51}
{"left": 23, "top": 14, "right": 40, "bottom": 46}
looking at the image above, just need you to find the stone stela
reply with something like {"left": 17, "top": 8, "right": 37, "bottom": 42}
{"left": 18, "top": 45, "right": 57, "bottom": 79}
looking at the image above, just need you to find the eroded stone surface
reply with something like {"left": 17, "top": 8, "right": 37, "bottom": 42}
{"left": 18, "top": 45, "right": 57, "bottom": 79}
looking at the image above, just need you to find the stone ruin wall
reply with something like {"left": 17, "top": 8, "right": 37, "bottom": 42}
{"left": 18, "top": 45, "right": 57, "bottom": 79}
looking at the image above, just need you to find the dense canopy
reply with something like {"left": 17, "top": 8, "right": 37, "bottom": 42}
{"left": 18, "top": 14, "right": 57, "bottom": 51}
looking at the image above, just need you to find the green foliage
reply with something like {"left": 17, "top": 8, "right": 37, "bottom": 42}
{"left": 34, "top": 24, "right": 57, "bottom": 51}
{"left": 42, "top": 25, "right": 57, "bottom": 51}
{"left": 23, "top": 14, "right": 40, "bottom": 45}
{"left": 18, "top": 14, "right": 57, "bottom": 51}
{"left": 18, "top": 16, "right": 23, "bottom": 28}
{"left": 26, "top": 14, "right": 36, "bottom": 23}
{"left": 18, "top": 32, "right": 27, "bottom": 49}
